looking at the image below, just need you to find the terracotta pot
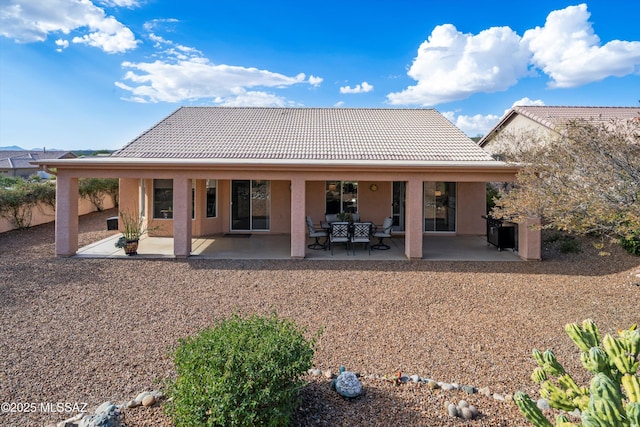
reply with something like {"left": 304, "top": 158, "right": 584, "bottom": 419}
{"left": 123, "top": 239, "right": 139, "bottom": 256}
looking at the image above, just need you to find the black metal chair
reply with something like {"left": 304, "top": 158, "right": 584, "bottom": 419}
{"left": 371, "top": 217, "right": 393, "bottom": 250}
{"left": 328, "top": 221, "right": 350, "bottom": 255}
{"left": 306, "top": 216, "right": 327, "bottom": 250}
{"left": 350, "top": 222, "right": 372, "bottom": 255}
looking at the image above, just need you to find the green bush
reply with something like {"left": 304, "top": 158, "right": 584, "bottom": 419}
{"left": 0, "top": 179, "right": 56, "bottom": 229}
{"left": 79, "top": 178, "right": 119, "bottom": 210}
{"left": 164, "top": 312, "right": 317, "bottom": 427}
{"left": 559, "top": 238, "right": 581, "bottom": 254}
{"left": 619, "top": 235, "right": 640, "bottom": 256}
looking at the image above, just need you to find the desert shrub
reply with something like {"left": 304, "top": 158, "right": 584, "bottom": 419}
{"left": 558, "top": 238, "right": 581, "bottom": 254}
{"left": 0, "top": 179, "right": 56, "bottom": 229}
{"left": 619, "top": 235, "right": 640, "bottom": 256}
{"left": 164, "top": 312, "right": 317, "bottom": 427}
{"left": 79, "top": 178, "right": 119, "bottom": 211}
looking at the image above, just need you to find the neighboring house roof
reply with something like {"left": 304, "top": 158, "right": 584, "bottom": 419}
{"left": 112, "top": 107, "right": 496, "bottom": 163}
{"left": 478, "top": 106, "right": 640, "bottom": 147}
{"left": 0, "top": 150, "right": 75, "bottom": 170}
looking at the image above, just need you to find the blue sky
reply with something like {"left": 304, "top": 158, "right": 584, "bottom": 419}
{"left": 1, "top": 0, "right": 639, "bottom": 151}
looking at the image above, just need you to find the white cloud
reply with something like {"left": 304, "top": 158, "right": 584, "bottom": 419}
{"left": 116, "top": 26, "right": 321, "bottom": 104}
{"left": 511, "top": 97, "right": 545, "bottom": 107}
{"left": 117, "top": 56, "right": 313, "bottom": 103}
{"left": 387, "top": 24, "right": 529, "bottom": 106}
{"left": 442, "top": 97, "right": 546, "bottom": 137}
{"left": 442, "top": 111, "right": 501, "bottom": 137}
{"left": 339, "top": 81, "right": 374, "bottom": 94}
{"left": 333, "top": 101, "right": 345, "bottom": 108}
{"left": 308, "top": 75, "right": 323, "bottom": 87}
{"left": 143, "top": 18, "right": 179, "bottom": 32}
{"left": 387, "top": 4, "right": 640, "bottom": 105}
{"left": 55, "top": 38, "right": 69, "bottom": 52}
{"left": 213, "top": 88, "right": 297, "bottom": 107}
{"left": 522, "top": 4, "right": 640, "bottom": 88}
{"left": 0, "top": 0, "right": 138, "bottom": 53}
{"left": 99, "top": 0, "right": 141, "bottom": 7}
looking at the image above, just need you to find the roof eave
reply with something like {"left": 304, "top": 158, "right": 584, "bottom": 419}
{"left": 33, "top": 157, "right": 519, "bottom": 174}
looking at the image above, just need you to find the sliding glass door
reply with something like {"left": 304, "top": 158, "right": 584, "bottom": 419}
{"left": 424, "top": 182, "right": 456, "bottom": 232}
{"left": 231, "top": 180, "right": 270, "bottom": 231}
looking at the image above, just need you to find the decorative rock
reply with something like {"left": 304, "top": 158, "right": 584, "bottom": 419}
{"left": 78, "top": 401, "right": 120, "bottom": 427}
{"left": 447, "top": 403, "right": 458, "bottom": 417}
{"left": 410, "top": 374, "right": 420, "bottom": 383}
{"left": 333, "top": 366, "right": 363, "bottom": 398}
{"left": 323, "top": 369, "right": 334, "bottom": 379}
{"left": 142, "top": 394, "right": 155, "bottom": 407}
{"left": 469, "top": 405, "right": 479, "bottom": 417}
{"left": 446, "top": 400, "right": 479, "bottom": 420}
{"left": 493, "top": 393, "right": 505, "bottom": 401}
{"left": 478, "top": 386, "right": 491, "bottom": 397}
{"left": 461, "top": 385, "right": 476, "bottom": 394}
{"left": 537, "top": 398, "right": 551, "bottom": 411}
{"left": 427, "top": 380, "right": 440, "bottom": 389}
{"left": 134, "top": 392, "right": 151, "bottom": 405}
{"left": 311, "top": 369, "right": 322, "bottom": 376}
{"left": 461, "top": 406, "right": 474, "bottom": 420}
{"left": 504, "top": 393, "right": 513, "bottom": 402}
{"left": 441, "top": 383, "right": 455, "bottom": 391}
{"left": 126, "top": 400, "right": 139, "bottom": 409}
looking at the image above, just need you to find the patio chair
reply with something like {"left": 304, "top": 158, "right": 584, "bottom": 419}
{"left": 306, "top": 216, "right": 327, "bottom": 250}
{"left": 325, "top": 213, "right": 339, "bottom": 223}
{"left": 350, "top": 222, "right": 372, "bottom": 255}
{"left": 328, "top": 221, "right": 350, "bottom": 255}
{"left": 371, "top": 217, "right": 393, "bottom": 250}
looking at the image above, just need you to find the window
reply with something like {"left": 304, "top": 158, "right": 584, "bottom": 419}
{"left": 424, "top": 182, "right": 456, "bottom": 232}
{"left": 325, "top": 181, "right": 358, "bottom": 214}
{"left": 191, "top": 182, "right": 195, "bottom": 220}
{"left": 153, "top": 179, "right": 173, "bottom": 219}
{"left": 206, "top": 179, "right": 217, "bottom": 218}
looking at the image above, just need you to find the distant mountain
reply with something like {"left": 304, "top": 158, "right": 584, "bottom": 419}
{"left": 0, "top": 145, "right": 25, "bottom": 150}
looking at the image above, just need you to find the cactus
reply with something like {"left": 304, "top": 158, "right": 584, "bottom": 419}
{"left": 627, "top": 402, "right": 640, "bottom": 427}
{"left": 514, "top": 391, "right": 554, "bottom": 427}
{"left": 515, "top": 320, "right": 640, "bottom": 427}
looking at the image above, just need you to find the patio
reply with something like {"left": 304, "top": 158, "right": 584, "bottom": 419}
{"left": 75, "top": 233, "right": 522, "bottom": 261}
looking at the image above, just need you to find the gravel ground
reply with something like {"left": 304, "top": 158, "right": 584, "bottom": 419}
{"left": 1, "top": 209, "right": 638, "bottom": 427}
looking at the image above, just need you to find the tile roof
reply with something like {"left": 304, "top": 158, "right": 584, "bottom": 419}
{"left": 512, "top": 106, "right": 640, "bottom": 129}
{"left": 112, "top": 107, "right": 496, "bottom": 162}
{"left": 478, "top": 106, "right": 639, "bottom": 147}
{"left": 0, "top": 150, "right": 74, "bottom": 169}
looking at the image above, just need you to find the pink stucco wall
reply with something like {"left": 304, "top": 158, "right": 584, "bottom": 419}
{"left": 456, "top": 182, "right": 487, "bottom": 235}
{"left": 0, "top": 191, "right": 115, "bottom": 234}
{"left": 117, "top": 178, "right": 493, "bottom": 239}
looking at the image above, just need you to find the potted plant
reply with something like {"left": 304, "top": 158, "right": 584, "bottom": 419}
{"left": 114, "top": 210, "right": 155, "bottom": 255}
{"left": 337, "top": 212, "right": 353, "bottom": 222}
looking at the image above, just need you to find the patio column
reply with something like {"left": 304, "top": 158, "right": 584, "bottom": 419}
{"left": 404, "top": 178, "right": 423, "bottom": 259}
{"left": 173, "top": 177, "right": 192, "bottom": 258}
{"left": 55, "top": 172, "right": 79, "bottom": 257}
{"left": 518, "top": 216, "right": 542, "bottom": 261}
{"left": 290, "top": 177, "right": 306, "bottom": 258}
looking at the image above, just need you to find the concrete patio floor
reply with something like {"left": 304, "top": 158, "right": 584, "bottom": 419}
{"left": 76, "top": 233, "right": 522, "bottom": 261}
